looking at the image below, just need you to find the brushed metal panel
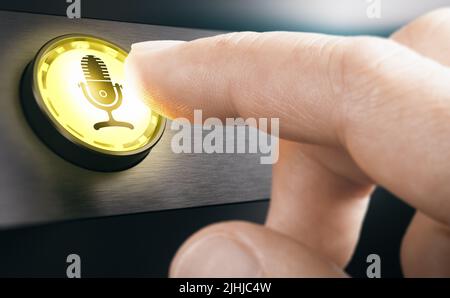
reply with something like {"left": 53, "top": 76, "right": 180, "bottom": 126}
{"left": 0, "top": 11, "right": 271, "bottom": 228}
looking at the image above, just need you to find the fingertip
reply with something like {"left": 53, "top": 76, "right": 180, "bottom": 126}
{"left": 125, "top": 40, "right": 186, "bottom": 117}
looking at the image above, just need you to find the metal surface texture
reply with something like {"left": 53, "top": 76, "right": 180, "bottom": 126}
{"left": 0, "top": 11, "right": 271, "bottom": 228}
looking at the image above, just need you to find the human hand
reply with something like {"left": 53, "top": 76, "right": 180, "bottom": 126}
{"left": 126, "top": 8, "right": 450, "bottom": 277}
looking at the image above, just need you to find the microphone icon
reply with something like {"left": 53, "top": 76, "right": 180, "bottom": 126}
{"left": 79, "top": 55, "right": 134, "bottom": 130}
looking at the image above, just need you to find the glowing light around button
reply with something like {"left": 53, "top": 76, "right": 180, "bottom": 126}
{"left": 34, "top": 36, "right": 163, "bottom": 154}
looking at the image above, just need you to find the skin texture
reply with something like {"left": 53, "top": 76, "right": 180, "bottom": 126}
{"left": 125, "top": 8, "right": 450, "bottom": 277}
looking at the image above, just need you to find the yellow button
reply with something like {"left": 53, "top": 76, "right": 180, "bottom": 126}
{"left": 21, "top": 34, "right": 166, "bottom": 171}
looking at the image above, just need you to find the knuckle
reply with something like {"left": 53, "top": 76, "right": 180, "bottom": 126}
{"left": 412, "top": 7, "right": 450, "bottom": 30}
{"left": 340, "top": 36, "right": 401, "bottom": 80}
{"left": 332, "top": 36, "right": 409, "bottom": 142}
{"left": 392, "top": 7, "right": 450, "bottom": 44}
{"left": 338, "top": 36, "right": 406, "bottom": 101}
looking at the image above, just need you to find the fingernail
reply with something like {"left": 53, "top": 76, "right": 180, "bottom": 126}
{"left": 130, "top": 40, "right": 184, "bottom": 53}
{"left": 170, "top": 234, "right": 263, "bottom": 277}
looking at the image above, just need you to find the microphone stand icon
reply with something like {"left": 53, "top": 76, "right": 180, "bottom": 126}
{"left": 79, "top": 55, "right": 134, "bottom": 130}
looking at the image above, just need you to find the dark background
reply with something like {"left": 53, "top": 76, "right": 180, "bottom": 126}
{"left": 0, "top": 190, "right": 414, "bottom": 278}
{"left": 0, "top": 0, "right": 416, "bottom": 277}
{"left": 0, "top": 0, "right": 388, "bottom": 33}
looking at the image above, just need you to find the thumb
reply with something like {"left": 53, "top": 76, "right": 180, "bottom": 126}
{"left": 169, "top": 221, "right": 346, "bottom": 277}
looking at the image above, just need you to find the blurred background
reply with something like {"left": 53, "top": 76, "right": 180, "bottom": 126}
{"left": 3, "top": 0, "right": 450, "bottom": 34}
{"left": 1, "top": 0, "right": 449, "bottom": 277}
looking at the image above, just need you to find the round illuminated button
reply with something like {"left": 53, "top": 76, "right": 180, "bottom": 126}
{"left": 21, "top": 34, "right": 166, "bottom": 171}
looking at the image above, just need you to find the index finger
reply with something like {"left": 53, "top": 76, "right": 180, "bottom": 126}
{"left": 126, "top": 32, "right": 450, "bottom": 225}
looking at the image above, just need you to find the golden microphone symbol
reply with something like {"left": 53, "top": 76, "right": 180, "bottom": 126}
{"left": 79, "top": 55, "right": 134, "bottom": 130}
